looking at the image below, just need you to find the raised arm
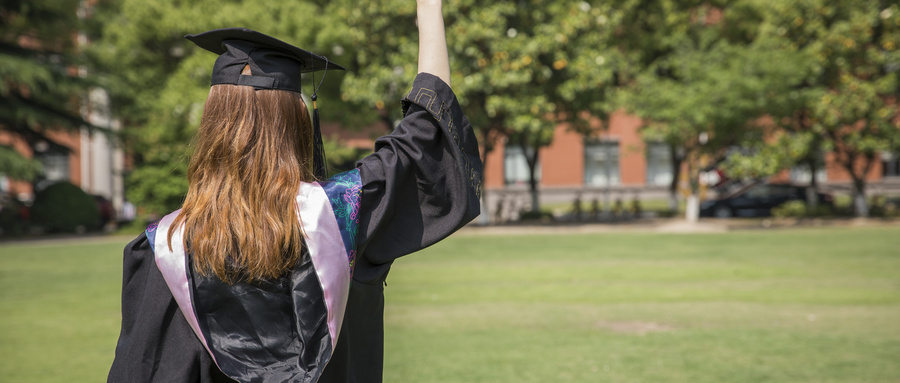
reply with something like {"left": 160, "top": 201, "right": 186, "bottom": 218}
{"left": 416, "top": 0, "right": 450, "bottom": 86}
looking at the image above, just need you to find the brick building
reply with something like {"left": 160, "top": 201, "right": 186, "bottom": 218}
{"left": 480, "top": 111, "right": 900, "bottom": 221}
{"left": 0, "top": 88, "right": 126, "bottom": 222}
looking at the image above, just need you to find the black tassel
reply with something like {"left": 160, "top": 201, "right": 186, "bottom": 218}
{"left": 311, "top": 94, "right": 327, "bottom": 179}
{"left": 310, "top": 52, "right": 330, "bottom": 180}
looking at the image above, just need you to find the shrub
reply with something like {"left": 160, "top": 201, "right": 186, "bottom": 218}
{"left": 519, "top": 210, "right": 555, "bottom": 223}
{"left": 870, "top": 197, "right": 900, "bottom": 218}
{"left": 772, "top": 201, "right": 806, "bottom": 218}
{"left": 31, "top": 182, "right": 100, "bottom": 233}
{"left": 772, "top": 200, "right": 833, "bottom": 218}
{"left": 0, "top": 198, "right": 29, "bottom": 236}
{"left": 884, "top": 199, "right": 899, "bottom": 218}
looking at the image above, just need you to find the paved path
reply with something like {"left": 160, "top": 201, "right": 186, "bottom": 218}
{"left": 0, "top": 233, "right": 135, "bottom": 247}
{"left": 459, "top": 217, "right": 900, "bottom": 236}
{"left": 2, "top": 218, "right": 897, "bottom": 246}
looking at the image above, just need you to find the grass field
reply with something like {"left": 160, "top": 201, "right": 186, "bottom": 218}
{"left": 1, "top": 226, "right": 898, "bottom": 382}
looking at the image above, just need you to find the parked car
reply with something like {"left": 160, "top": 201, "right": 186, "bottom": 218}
{"left": 93, "top": 195, "right": 115, "bottom": 227}
{"left": 700, "top": 182, "right": 833, "bottom": 218}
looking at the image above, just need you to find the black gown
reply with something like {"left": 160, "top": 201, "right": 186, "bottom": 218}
{"left": 107, "top": 73, "right": 482, "bottom": 383}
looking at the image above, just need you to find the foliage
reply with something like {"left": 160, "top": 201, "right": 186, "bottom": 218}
{"left": 869, "top": 195, "right": 900, "bottom": 218}
{"left": 93, "top": 0, "right": 621, "bottom": 215}
{"left": 324, "top": 0, "right": 618, "bottom": 213}
{"left": 613, "top": 0, "right": 805, "bottom": 219}
{"left": 30, "top": 181, "right": 100, "bottom": 232}
{"left": 0, "top": 0, "right": 102, "bottom": 181}
{"left": 517, "top": 210, "right": 554, "bottom": 223}
{"left": 721, "top": 131, "right": 815, "bottom": 179}
{"left": 753, "top": 0, "right": 900, "bottom": 216}
{"left": 0, "top": 145, "right": 41, "bottom": 181}
{"left": 771, "top": 200, "right": 833, "bottom": 218}
{"left": 323, "top": 136, "right": 372, "bottom": 176}
{"left": 90, "top": 0, "right": 346, "bottom": 214}
{"left": 90, "top": 0, "right": 900, "bottom": 220}
{"left": 0, "top": 197, "right": 28, "bottom": 236}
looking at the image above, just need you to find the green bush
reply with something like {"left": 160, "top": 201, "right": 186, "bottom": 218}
{"left": 31, "top": 182, "right": 100, "bottom": 233}
{"left": 772, "top": 200, "right": 833, "bottom": 218}
{"left": 519, "top": 210, "right": 555, "bottom": 223}
{"left": 772, "top": 201, "right": 807, "bottom": 218}
{"left": 884, "top": 199, "right": 899, "bottom": 218}
{"left": 0, "top": 198, "right": 29, "bottom": 236}
{"left": 870, "top": 197, "right": 900, "bottom": 218}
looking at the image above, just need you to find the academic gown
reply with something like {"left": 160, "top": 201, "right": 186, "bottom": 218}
{"left": 107, "top": 73, "right": 482, "bottom": 383}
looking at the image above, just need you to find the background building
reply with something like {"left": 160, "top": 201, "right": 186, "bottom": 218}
{"left": 0, "top": 87, "right": 126, "bottom": 223}
{"left": 482, "top": 112, "right": 900, "bottom": 220}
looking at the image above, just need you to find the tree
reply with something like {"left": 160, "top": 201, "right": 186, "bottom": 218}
{"left": 613, "top": 0, "right": 804, "bottom": 221}
{"left": 755, "top": 0, "right": 900, "bottom": 217}
{"left": 91, "top": 0, "right": 342, "bottom": 214}
{"left": 0, "top": 0, "right": 99, "bottom": 183}
{"left": 325, "top": 0, "right": 617, "bottom": 216}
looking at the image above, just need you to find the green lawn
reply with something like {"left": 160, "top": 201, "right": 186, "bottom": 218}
{"left": 1, "top": 227, "right": 898, "bottom": 382}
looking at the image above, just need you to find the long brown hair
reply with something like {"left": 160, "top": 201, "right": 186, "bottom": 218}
{"left": 169, "top": 83, "right": 314, "bottom": 283}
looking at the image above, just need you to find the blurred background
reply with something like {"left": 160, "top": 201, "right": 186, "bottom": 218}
{"left": 2, "top": 0, "right": 899, "bottom": 235}
{"left": 1, "top": 2, "right": 899, "bottom": 382}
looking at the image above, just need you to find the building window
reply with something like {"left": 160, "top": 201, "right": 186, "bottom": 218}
{"left": 504, "top": 143, "right": 540, "bottom": 186}
{"left": 790, "top": 157, "right": 827, "bottom": 183}
{"left": 35, "top": 150, "right": 70, "bottom": 191}
{"left": 883, "top": 152, "right": 900, "bottom": 178}
{"left": 646, "top": 142, "right": 673, "bottom": 186}
{"left": 584, "top": 139, "right": 620, "bottom": 186}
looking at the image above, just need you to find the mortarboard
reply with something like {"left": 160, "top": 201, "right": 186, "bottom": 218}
{"left": 185, "top": 27, "right": 345, "bottom": 179}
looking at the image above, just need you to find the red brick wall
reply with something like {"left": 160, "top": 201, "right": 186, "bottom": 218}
{"left": 481, "top": 111, "right": 890, "bottom": 190}
{"left": 484, "top": 139, "right": 505, "bottom": 189}
{"left": 606, "top": 111, "right": 646, "bottom": 186}
{"left": 540, "top": 123, "right": 584, "bottom": 187}
{"left": 0, "top": 129, "right": 83, "bottom": 199}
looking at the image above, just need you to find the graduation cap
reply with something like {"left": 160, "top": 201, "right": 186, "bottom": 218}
{"left": 185, "top": 27, "right": 345, "bottom": 179}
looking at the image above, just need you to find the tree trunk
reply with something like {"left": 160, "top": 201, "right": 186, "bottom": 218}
{"left": 684, "top": 150, "right": 700, "bottom": 222}
{"left": 668, "top": 145, "right": 683, "bottom": 213}
{"left": 852, "top": 177, "right": 868, "bottom": 217}
{"left": 524, "top": 141, "right": 541, "bottom": 214}
{"left": 686, "top": 193, "right": 700, "bottom": 223}
{"left": 841, "top": 153, "right": 873, "bottom": 218}
{"left": 799, "top": 109, "right": 818, "bottom": 209}
{"left": 806, "top": 158, "right": 819, "bottom": 210}
{"left": 479, "top": 142, "right": 492, "bottom": 225}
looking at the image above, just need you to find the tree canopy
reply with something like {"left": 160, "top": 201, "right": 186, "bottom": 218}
{"left": 613, "top": 0, "right": 807, "bottom": 219}
{"left": 91, "top": 0, "right": 341, "bottom": 213}
{"left": 84, "top": 0, "right": 900, "bottom": 218}
{"left": 757, "top": 0, "right": 900, "bottom": 216}
{"left": 0, "top": 0, "right": 101, "bottom": 182}
{"left": 325, "top": 0, "right": 618, "bottom": 213}
{"left": 715, "top": 0, "right": 900, "bottom": 216}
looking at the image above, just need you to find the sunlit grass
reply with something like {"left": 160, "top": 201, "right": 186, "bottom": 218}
{"left": 383, "top": 227, "right": 900, "bottom": 382}
{"left": 0, "top": 227, "right": 897, "bottom": 382}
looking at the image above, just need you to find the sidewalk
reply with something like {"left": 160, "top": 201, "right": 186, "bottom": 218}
{"left": 0, "top": 232, "right": 136, "bottom": 247}
{"left": 2, "top": 218, "right": 897, "bottom": 246}
{"left": 458, "top": 217, "right": 900, "bottom": 235}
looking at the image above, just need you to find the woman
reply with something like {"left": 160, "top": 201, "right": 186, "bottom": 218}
{"left": 107, "top": 1, "right": 481, "bottom": 382}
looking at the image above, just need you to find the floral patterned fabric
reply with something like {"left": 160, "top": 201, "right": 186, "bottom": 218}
{"left": 320, "top": 169, "right": 362, "bottom": 275}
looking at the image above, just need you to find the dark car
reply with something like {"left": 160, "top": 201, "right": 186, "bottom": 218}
{"left": 700, "top": 182, "right": 833, "bottom": 218}
{"left": 93, "top": 195, "right": 115, "bottom": 227}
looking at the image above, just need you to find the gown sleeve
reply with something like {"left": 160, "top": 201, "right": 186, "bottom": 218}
{"left": 107, "top": 233, "right": 235, "bottom": 383}
{"left": 353, "top": 72, "right": 482, "bottom": 283}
